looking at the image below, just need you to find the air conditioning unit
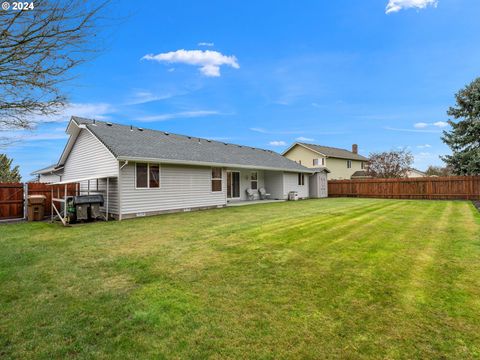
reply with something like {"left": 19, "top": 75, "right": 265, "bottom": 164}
{"left": 288, "top": 191, "right": 299, "bottom": 201}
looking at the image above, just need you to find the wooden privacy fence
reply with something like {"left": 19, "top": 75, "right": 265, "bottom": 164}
{"left": 0, "top": 183, "right": 24, "bottom": 220}
{"left": 328, "top": 176, "right": 480, "bottom": 200}
{"left": 0, "top": 182, "right": 78, "bottom": 220}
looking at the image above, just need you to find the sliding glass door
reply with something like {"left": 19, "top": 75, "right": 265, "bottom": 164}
{"left": 227, "top": 171, "right": 240, "bottom": 199}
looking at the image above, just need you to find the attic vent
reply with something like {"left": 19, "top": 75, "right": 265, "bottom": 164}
{"left": 130, "top": 125, "right": 133, "bottom": 131}
{"left": 138, "top": 128, "right": 143, "bottom": 131}
{"left": 188, "top": 136, "right": 192, "bottom": 139}
{"left": 207, "top": 140, "right": 211, "bottom": 142}
{"left": 224, "top": 143, "right": 228, "bottom": 145}
{"left": 92, "top": 119, "right": 97, "bottom": 125}
{"left": 106, "top": 122, "right": 113, "bottom": 126}
{"left": 164, "top": 132, "right": 169, "bottom": 135}
{"left": 238, "top": 145, "right": 242, "bottom": 148}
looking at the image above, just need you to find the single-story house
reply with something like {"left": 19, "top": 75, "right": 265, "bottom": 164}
{"left": 405, "top": 168, "right": 427, "bottom": 178}
{"left": 282, "top": 142, "right": 369, "bottom": 180}
{"left": 34, "top": 117, "right": 329, "bottom": 220}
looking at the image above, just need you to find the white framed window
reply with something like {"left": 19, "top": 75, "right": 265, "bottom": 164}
{"left": 136, "top": 163, "right": 160, "bottom": 189}
{"left": 313, "top": 158, "right": 319, "bottom": 166}
{"left": 298, "top": 173, "right": 305, "bottom": 186}
{"left": 211, "top": 167, "right": 222, "bottom": 192}
{"left": 321, "top": 158, "right": 325, "bottom": 166}
{"left": 361, "top": 161, "right": 365, "bottom": 169}
{"left": 251, "top": 171, "right": 258, "bottom": 190}
{"left": 347, "top": 160, "right": 352, "bottom": 168}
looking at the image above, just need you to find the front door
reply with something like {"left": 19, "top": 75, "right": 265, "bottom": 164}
{"left": 227, "top": 171, "right": 240, "bottom": 199}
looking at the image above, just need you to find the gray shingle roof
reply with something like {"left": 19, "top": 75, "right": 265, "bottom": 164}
{"left": 72, "top": 117, "right": 311, "bottom": 172}
{"left": 296, "top": 142, "right": 368, "bottom": 161}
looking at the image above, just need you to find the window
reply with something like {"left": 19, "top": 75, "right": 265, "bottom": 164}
{"left": 347, "top": 160, "right": 352, "bottom": 168}
{"left": 298, "top": 173, "right": 305, "bottom": 186}
{"left": 149, "top": 164, "right": 160, "bottom": 188}
{"left": 136, "top": 163, "right": 160, "bottom": 188}
{"left": 361, "top": 161, "right": 365, "bottom": 170}
{"left": 251, "top": 172, "right": 258, "bottom": 190}
{"left": 321, "top": 158, "right": 325, "bottom": 166}
{"left": 211, "top": 167, "right": 222, "bottom": 192}
{"left": 313, "top": 158, "right": 319, "bottom": 166}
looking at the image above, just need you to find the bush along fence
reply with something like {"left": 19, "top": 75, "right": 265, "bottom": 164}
{"left": 0, "top": 182, "right": 77, "bottom": 221}
{"left": 328, "top": 176, "right": 480, "bottom": 200}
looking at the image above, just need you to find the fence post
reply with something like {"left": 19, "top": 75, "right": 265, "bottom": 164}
{"left": 23, "top": 182, "right": 28, "bottom": 220}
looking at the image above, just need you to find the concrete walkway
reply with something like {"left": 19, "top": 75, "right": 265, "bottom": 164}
{"left": 227, "top": 199, "right": 286, "bottom": 207}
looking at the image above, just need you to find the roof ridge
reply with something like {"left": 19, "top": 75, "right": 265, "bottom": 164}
{"left": 300, "top": 142, "right": 352, "bottom": 152}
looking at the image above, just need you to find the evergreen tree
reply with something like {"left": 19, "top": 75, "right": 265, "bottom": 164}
{"left": 0, "top": 154, "right": 21, "bottom": 183}
{"left": 441, "top": 78, "right": 480, "bottom": 175}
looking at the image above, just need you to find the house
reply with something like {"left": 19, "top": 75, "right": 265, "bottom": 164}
{"left": 405, "top": 168, "right": 427, "bottom": 178}
{"left": 33, "top": 117, "right": 330, "bottom": 220}
{"left": 282, "top": 142, "right": 368, "bottom": 180}
{"left": 31, "top": 164, "right": 64, "bottom": 183}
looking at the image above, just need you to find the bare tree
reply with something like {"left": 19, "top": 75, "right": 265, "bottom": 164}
{"left": 367, "top": 149, "right": 414, "bottom": 178}
{"left": 0, "top": 0, "right": 109, "bottom": 137}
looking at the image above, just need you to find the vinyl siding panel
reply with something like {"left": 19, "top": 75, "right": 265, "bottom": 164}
{"left": 39, "top": 173, "right": 62, "bottom": 183}
{"left": 120, "top": 163, "right": 227, "bottom": 215}
{"left": 62, "top": 129, "right": 119, "bottom": 213}
{"left": 264, "top": 171, "right": 284, "bottom": 199}
{"left": 63, "top": 129, "right": 118, "bottom": 180}
{"left": 283, "top": 172, "right": 309, "bottom": 199}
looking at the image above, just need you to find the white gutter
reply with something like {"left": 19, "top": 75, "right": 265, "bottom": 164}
{"left": 116, "top": 156, "right": 315, "bottom": 173}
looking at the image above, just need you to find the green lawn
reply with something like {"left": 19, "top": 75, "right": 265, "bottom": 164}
{"left": 1, "top": 199, "right": 480, "bottom": 359}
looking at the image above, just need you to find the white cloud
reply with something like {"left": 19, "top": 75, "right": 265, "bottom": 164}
{"left": 142, "top": 49, "right": 239, "bottom": 77}
{"left": 198, "top": 42, "right": 214, "bottom": 47}
{"left": 414, "top": 122, "right": 428, "bottom": 128}
{"left": 250, "top": 127, "right": 268, "bottom": 134}
{"left": 127, "top": 91, "right": 175, "bottom": 105}
{"left": 385, "top": 126, "right": 441, "bottom": 133}
{"left": 22, "top": 102, "right": 114, "bottom": 125}
{"left": 433, "top": 121, "right": 448, "bottom": 128}
{"left": 417, "top": 144, "right": 432, "bottom": 149}
{"left": 269, "top": 141, "right": 287, "bottom": 146}
{"left": 136, "top": 110, "right": 220, "bottom": 122}
{"left": 296, "top": 136, "right": 314, "bottom": 142}
{"left": 386, "top": 0, "right": 438, "bottom": 14}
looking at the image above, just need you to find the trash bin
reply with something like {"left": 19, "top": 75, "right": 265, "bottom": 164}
{"left": 288, "top": 191, "right": 299, "bottom": 201}
{"left": 27, "top": 195, "right": 47, "bottom": 221}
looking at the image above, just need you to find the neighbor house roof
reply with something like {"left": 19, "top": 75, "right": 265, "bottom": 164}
{"left": 283, "top": 142, "right": 368, "bottom": 161}
{"left": 31, "top": 164, "right": 64, "bottom": 175}
{"left": 67, "top": 117, "right": 312, "bottom": 173}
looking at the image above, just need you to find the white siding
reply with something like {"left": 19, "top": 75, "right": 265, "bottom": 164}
{"left": 62, "top": 129, "right": 119, "bottom": 214}
{"left": 120, "top": 163, "right": 227, "bottom": 216}
{"left": 63, "top": 129, "right": 118, "bottom": 180}
{"left": 283, "top": 172, "right": 309, "bottom": 199}
{"left": 264, "top": 171, "right": 284, "bottom": 200}
{"left": 309, "top": 172, "right": 328, "bottom": 198}
{"left": 39, "top": 173, "right": 62, "bottom": 183}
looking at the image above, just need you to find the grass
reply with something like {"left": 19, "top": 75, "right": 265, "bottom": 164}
{"left": 1, "top": 198, "right": 480, "bottom": 359}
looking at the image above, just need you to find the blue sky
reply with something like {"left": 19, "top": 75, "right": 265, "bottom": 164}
{"left": 5, "top": 0, "right": 480, "bottom": 179}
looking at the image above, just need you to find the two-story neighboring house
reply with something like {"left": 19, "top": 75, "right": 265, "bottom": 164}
{"left": 282, "top": 142, "right": 369, "bottom": 180}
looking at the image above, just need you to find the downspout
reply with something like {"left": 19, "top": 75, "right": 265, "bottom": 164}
{"left": 118, "top": 160, "right": 128, "bottom": 221}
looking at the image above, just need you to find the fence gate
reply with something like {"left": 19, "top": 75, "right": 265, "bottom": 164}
{"left": 0, "top": 183, "right": 24, "bottom": 220}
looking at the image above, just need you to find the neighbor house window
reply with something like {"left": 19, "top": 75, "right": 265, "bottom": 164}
{"left": 347, "top": 160, "right": 352, "bottom": 168}
{"left": 361, "top": 162, "right": 365, "bottom": 169}
{"left": 251, "top": 172, "right": 258, "bottom": 190}
{"left": 313, "top": 158, "right": 319, "bottom": 166}
{"left": 211, "top": 167, "right": 222, "bottom": 192}
{"left": 136, "top": 163, "right": 160, "bottom": 188}
{"left": 298, "top": 173, "right": 305, "bottom": 186}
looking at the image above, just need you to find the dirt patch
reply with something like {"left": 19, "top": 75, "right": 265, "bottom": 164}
{"left": 473, "top": 201, "right": 480, "bottom": 212}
